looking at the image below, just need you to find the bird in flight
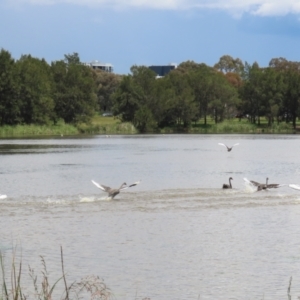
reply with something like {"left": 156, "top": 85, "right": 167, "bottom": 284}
{"left": 91, "top": 180, "right": 141, "bottom": 199}
{"left": 218, "top": 143, "right": 239, "bottom": 152}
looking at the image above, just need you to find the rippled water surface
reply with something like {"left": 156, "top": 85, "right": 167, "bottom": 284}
{"left": 1, "top": 134, "right": 300, "bottom": 299}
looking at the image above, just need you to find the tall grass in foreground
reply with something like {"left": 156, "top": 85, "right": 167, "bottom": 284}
{"left": 0, "top": 247, "right": 297, "bottom": 299}
{"left": 0, "top": 247, "right": 114, "bottom": 300}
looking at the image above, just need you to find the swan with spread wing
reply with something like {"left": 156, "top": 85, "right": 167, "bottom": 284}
{"left": 218, "top": 143, "right": 239, "bottom": 152}
{"left": 91, "top": 180, "right": 141, "bottom": 199}
{"left": 244, "top": 177, "right": 283, "bottom": 191}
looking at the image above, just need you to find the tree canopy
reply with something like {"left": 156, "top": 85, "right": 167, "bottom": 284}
{"left": 1, "top": 48, "right": 300, "bottom": 132}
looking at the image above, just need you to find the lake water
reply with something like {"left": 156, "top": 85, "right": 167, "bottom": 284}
{"left": 1, "top": 134, "right": 300, "bottom": 299}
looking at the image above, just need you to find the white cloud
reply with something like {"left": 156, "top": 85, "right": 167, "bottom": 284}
{"left": 10, "top": 0, "right": 300, "bottom": 16}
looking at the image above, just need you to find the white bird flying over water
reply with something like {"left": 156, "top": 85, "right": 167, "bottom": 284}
{"left": 91, "top": 180, "right": 141, "bottom": 199}
{"left": 218, "top": 143, "right": 239, "bottom": 152}
{"left": 0, "top": 194, "right": 7, "bottom": 199}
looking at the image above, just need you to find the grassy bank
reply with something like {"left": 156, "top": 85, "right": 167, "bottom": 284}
{"left": 0, "top": 124, "right": 79, "bottom": 138}
{"left": 163, "top": 119, "right": 296, "bottom": 134}
{"left": 76, "top": 115, "right": 137, "bottom": 135}
{"left": 0, "top": 116, "right": 137, "bottom": 138}
{"left": 0, "top": 116, "right": 297, "bottom": 137}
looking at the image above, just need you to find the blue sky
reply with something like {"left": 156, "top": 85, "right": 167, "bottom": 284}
{"left": 1, "top": 0, "right": 300, "bottom": 74}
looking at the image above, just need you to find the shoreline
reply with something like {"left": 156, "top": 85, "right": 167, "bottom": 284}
{"left": 0, "top": 119, "right": 298, "bottom": 138}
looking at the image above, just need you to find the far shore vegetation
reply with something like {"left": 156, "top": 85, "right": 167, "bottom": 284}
{"left": 1, "top": 49, "right": 300, "bottom": 137}
{"left": 0, "top": 114, "right": 298, "bottom": 138}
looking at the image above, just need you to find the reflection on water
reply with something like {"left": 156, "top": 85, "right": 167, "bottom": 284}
{"left": 1, "top": 134, "right": 300, "bottom": 299}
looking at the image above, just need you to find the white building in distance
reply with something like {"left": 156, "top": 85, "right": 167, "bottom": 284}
{"left": 85, "top": 60, "right": 113, "bottom": 73}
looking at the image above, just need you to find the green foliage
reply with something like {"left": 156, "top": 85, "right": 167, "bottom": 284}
{"left": 1, "top": 48, "right": 300, "bottom": 133}
{"left": 0, "top": 124, "right": 79, "bottom": 137}
{"left": 166, "top": 71, "right": 196, "bottom": 127}
{"left": 112, "top": 66, "right": 159, "bottom": 132}
{"left": 133, "top": 105, "right": 156, "bottom": 132}
{"left": 214, "top": 55, "right": 244, "bottom": 74}
{"left": 0, "top": 49, "right": 21, "bottom": 125}
{"left": 15, "top": 55, "right": 55, "bottom": 124}
{"left": 51, "top": 58, "right": 98, "bottom": 124}
{"left": 281, "top": 68, "right": 300, "bottom": 128}
{"left": 93, "top": 69, "right": 122, "bottom": 112}
{"left": 111, "top": 75, "right": 139, "bottom": 122}
{"left": 64, "top": 52, "right": 80, "bottom": 65}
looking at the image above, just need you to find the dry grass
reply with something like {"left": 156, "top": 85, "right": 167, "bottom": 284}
{"left": 0, "top": 246, "right": 114, "bottom": 300}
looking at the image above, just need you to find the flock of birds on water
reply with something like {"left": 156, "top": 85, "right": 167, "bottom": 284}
{"left": 0, "top": 141, "right": 299, "bottom": 200}
{"left": 218, "top": 142, "right": 300, "bottom": 193}
{"left": 88, "top": 141, "right": 300, "bottom": 199}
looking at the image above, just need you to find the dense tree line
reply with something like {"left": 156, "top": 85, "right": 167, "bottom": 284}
{"left": 0, "top": 48, "right": 300, "bottom": 132}
{"left": 0, "top": 50, "right": 100, "bottom": 125}
{"left": 112, "top": 56, "right": 300, "bottom": 132}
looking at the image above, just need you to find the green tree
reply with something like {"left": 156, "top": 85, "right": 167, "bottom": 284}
{"left": 259, "top": 68, "right": 284, "bottom": 126}
{"left": 93, "top": 70, "right": 122, "bottom": 113}
{"left": 282, "top": 69, "right": 300, "bottom": 129}
{"left": 15, "top": 55, "right": 54, "bottom": 124}
{"left": 214, "top": 55, "right": 244, "bottom": 74}
{"left": 52, "top": 55, "right": 98, "bottom": 124}
{"left": 189, "top": 64, "right": 215, "bottom": 125}
{"left": 239, "top": 62, "right": 265, "bottom": 124}
{"left": 176, "top": 61, "right": 207, "bottom": 74}
{"left": 167, "top": 71, "right": 196, "bottom": 128}
{"left": 111, "top": 75, "right": 140, "bottom": 123}
{"left": 0, "top": 49, "right": 21, "bottom": 125}
{"left": 149, "top": 76, "right": 175, "bottom": 128}
{"left": 64, "top": 52, "right": 80, "bottom": 65}
{"left": 208, "top": 72, "right": 239, "bottom": 124}
{"left": 112, "top": 66, "right": 159, "bottom": 132}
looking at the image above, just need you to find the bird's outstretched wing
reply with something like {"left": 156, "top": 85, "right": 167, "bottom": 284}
{"left": 121, "top": 180, "right": 141, "bottom": 190}
{"left": 218, "top": 143, "right": 228, "bottom": 148}
{"left": 289, "top": 184, "right": 300, "bottom": 191}
{"left": 249, "top": 180, "right": 261, "bottom": 186}
{"left": 128, "top": 180, "right": 141, "bottom": 188}
{"left": 267, "top": 183, "right": 280, "bottom": 189}
{"left": 91, "top": 180, "right": 110, "bottom": 192}
{"left": 243, "top": 178, "right": 251, "bottom": 184}
{"left": 218, "top": 143, "right": 239, "bottom": 151}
